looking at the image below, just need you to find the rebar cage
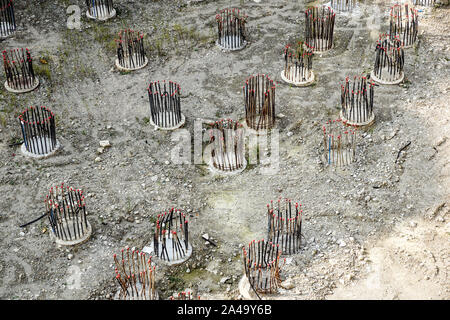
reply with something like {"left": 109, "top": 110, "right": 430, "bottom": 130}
{"left": 45, "top": 183, "right": 90, "bottom": 244}
{"left": 113, "top": 247, "right": 157, "bottom": 300}
{"left": 282, "top": 41, "right": 314, "bottom": 84}
{"left": 19, "top": 106, "right": 57, "bottom": 156}
{"left": 242, "top": 239, "right": 283, "bottom": 294}
{"left": 330, "top": 0, "right": 356, "bottom": 12}
{"left": 372, "top": 34, "right": 405, "bottom": 83}
{"left": 85, "top": 0, "right": 115, "bottom": 19}
{"left": 148, "top": 80, "right": 183, "bottom": 129}
{"left": 216, "top": 8, "right": 247, "bottom": 50}
{"left": 116, "top": 29, "right": 147, "bottom": 70}
{"left": 243, "top": 74, "right": 276, "bottom": 131}
{"left": 389, "top": 4, "right": 418, "bottom": 48}
{"left": 153, "top": 208, "right": 190, "bottom": 263}
{"left": 340, "top": 75, "right": 375, "bottom": 126}
{"left": 322, "top": 119, "right": 358, "bottom": 167}
{"left": 267, "top": 198, "right": 303, "bottom": 255}
{"left": 3, "top": 48, "right": 38, "bottom": 92}
{"left": 0, "top": 0, "right": 15, "bottom": 38}
{"left": 209, "top": 119, "right": 245, "bottom": 173}
{"left": 305, "top": 6, "right": 336, "bottom": 52}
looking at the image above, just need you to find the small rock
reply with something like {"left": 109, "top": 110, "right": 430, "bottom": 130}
{"left": 94, "top": 157, "right": 102, "bottom": 163}
{"left": 186, "top": 268, "right": 191, "bottom": 273}
{"left": 409, "top": 221, "right": 418, "bottom": 228}
{"left": 281, "top": 279, "right": 295, "bottom": 290}
{"left": 202, "top": 233, "right": 209, "bottom": 240}
{"left": 287, "top": 131, "right": 293, "bottom": 137}
{"left": 99, "top": 140, "right": 111, "bottom": 148}
{"left": 68, "top": 254, "right": 74, "bottom": 260}
{"left": 220, "top": 276, "right": 231, "bottom": 284}
{"left": 338, "top": 240, "right": 347, "bottom": 247}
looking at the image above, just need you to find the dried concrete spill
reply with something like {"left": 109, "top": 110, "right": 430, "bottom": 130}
{"left": 0, "top": 0, "right": 449, "bottom": 300}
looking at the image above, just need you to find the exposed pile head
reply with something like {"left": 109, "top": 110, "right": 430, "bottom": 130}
{"left": 45, "top": 183, "right": 91, "bottom": 246}
{"left": 153, "top": 208, "right": 190, "bottom": 264}
{"left": 85, "top": 0, "right": 115, "bottom": 20}
{"left": 148, "top": 80, "right": 184, "bottom": 130}
{"left": 282, "top": 41, "right": 314, "bottom": 86}
{"left": 116, "top": 29, "right": 147, "bottom": 71}
{"left": 0, "top": 0, "right": 16, "bottom": 38}
{"left": 305, "top": 6, "right": 336, "bottom": 52}
{"left": 113, "top": 247, "right": 157, "bottom": 300}
{"left": 371, "top": 33, "right": 405, "bottom": 84}
{"left": 208, "top": 119, "right": 246, "bottom": 173}
{"left": 242, "top": 239, "right": 284, "bottom": 294}
{"left": 389, "top": 4, "right": 419, "bottom": 48}
{"left": 2, "top": 48, "right": 39, "bottom": 93}
{"left": 216, "top": 8, "right": 248, "bottom": 51}
{"left": 19, "top": 106, "right": 58, "bottom": 157}
{"left": 322, "top": 119, "right": 358, "bottom": 167}
{"left": 267, "top": 198, "right": 303, "bottom": 256}
{"left": 243, "top": 74, "right": 276, "bottom": 132}
{"left": 340, "top": 75, "right": 375, "bottom": 127}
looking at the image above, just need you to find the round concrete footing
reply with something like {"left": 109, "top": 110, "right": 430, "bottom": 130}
{"left": 370, "top": 70, "right": 404, "bottom": 85}
{"left": 86, "top": 7, "right": 116, "bottom": 21}
{"left": 310, "top": 40, "right": 333, "bottom": 55}
{"left": 20, "top": 139, "right": 61, "bottom": 159}
{"left": 4, "top": 77, "right": 39, "bottom": 93}
{"left": 241, "top": 120, "right": 277, "bottom": 136}
{"left": 142, "top": 240, "right": 192, "bottom": 266}
{"left": 149, "top": 113, "right": 186, "bottom": 131}
{"left": 208, "top": 158, "right": 247, "bottom": 175}
{"left": 340, "top": 110, "right": 375, "bottom": 128}
{"left": 115, "top": 56, "right": 148, "bottom": 72}
{"left": 280, "top": 70, "right": 315, "bottom": 87}
{"left": 50, "top": 220, "right": 92, "bottom": 246}
{"left": 216, "top": 36, "right": 247, "bottom": 51}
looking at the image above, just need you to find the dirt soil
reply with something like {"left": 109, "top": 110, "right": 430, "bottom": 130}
{"left": 0, "top": 0, "right": 448, "bottom": 300}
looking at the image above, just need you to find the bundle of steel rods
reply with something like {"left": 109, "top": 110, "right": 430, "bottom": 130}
{"left": 413, "top": 0, "right": 435, "bottom": 6}
{"left": 2, "top": 48, "right": 36, "bottom": 91}
{"left": 331, "top": 0, "right": 355, "bottom": 12}
{"left": 19, "top": 106, "right": 57, "bottom": 155}
{"left": 85, "top": 0, "right": 114, "bottom": 19}
{"left": 372, "top": 34, "right": 404, "bottom": 83}
{"left": 45, "top": 183, "right": 89, "bottom": 243}
{"left": 322, "top": 119, "right": 357, "bottom": 166}
{"left": 389, "top": 4, "right": 418, "bottom": 48}
{"left": 216, "top": 8, "right": 247, "bottom": 50}
{"left": 242, "top": 239, "right": 283, "bottom": 294}
{"left": 283, "top": 41, "right": 313, "bottom": 83}
{"left": 148, "top": 80, "right": 182, "bottom": 128}
{"left": 116, "top": 29, "right": 146, "bottom": 70}
{"left": 209, "top": 119, "right": 245, "bottom": 172}
{"left": 0, "top": 0, "right": 15, "bottom": 38}
{"left": 267, "top": 198, "right": 302, "bottom": 256}
{"left": 305, "top": 6, "right": 335, "bottom": 52}
{"left": 170, "top": 291, "right": 200, "bottom": 300}
{"left": 243, "top": 74, "right": 276, "bottom": 131}
{"left": 153, "top": 208, "right": 189, "bottom": 262}
{"left": 340, "top": 76, "right": 375, "bottom": 126}
{"left": 113, "top": 247, "right": 157, "bottom": 300}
